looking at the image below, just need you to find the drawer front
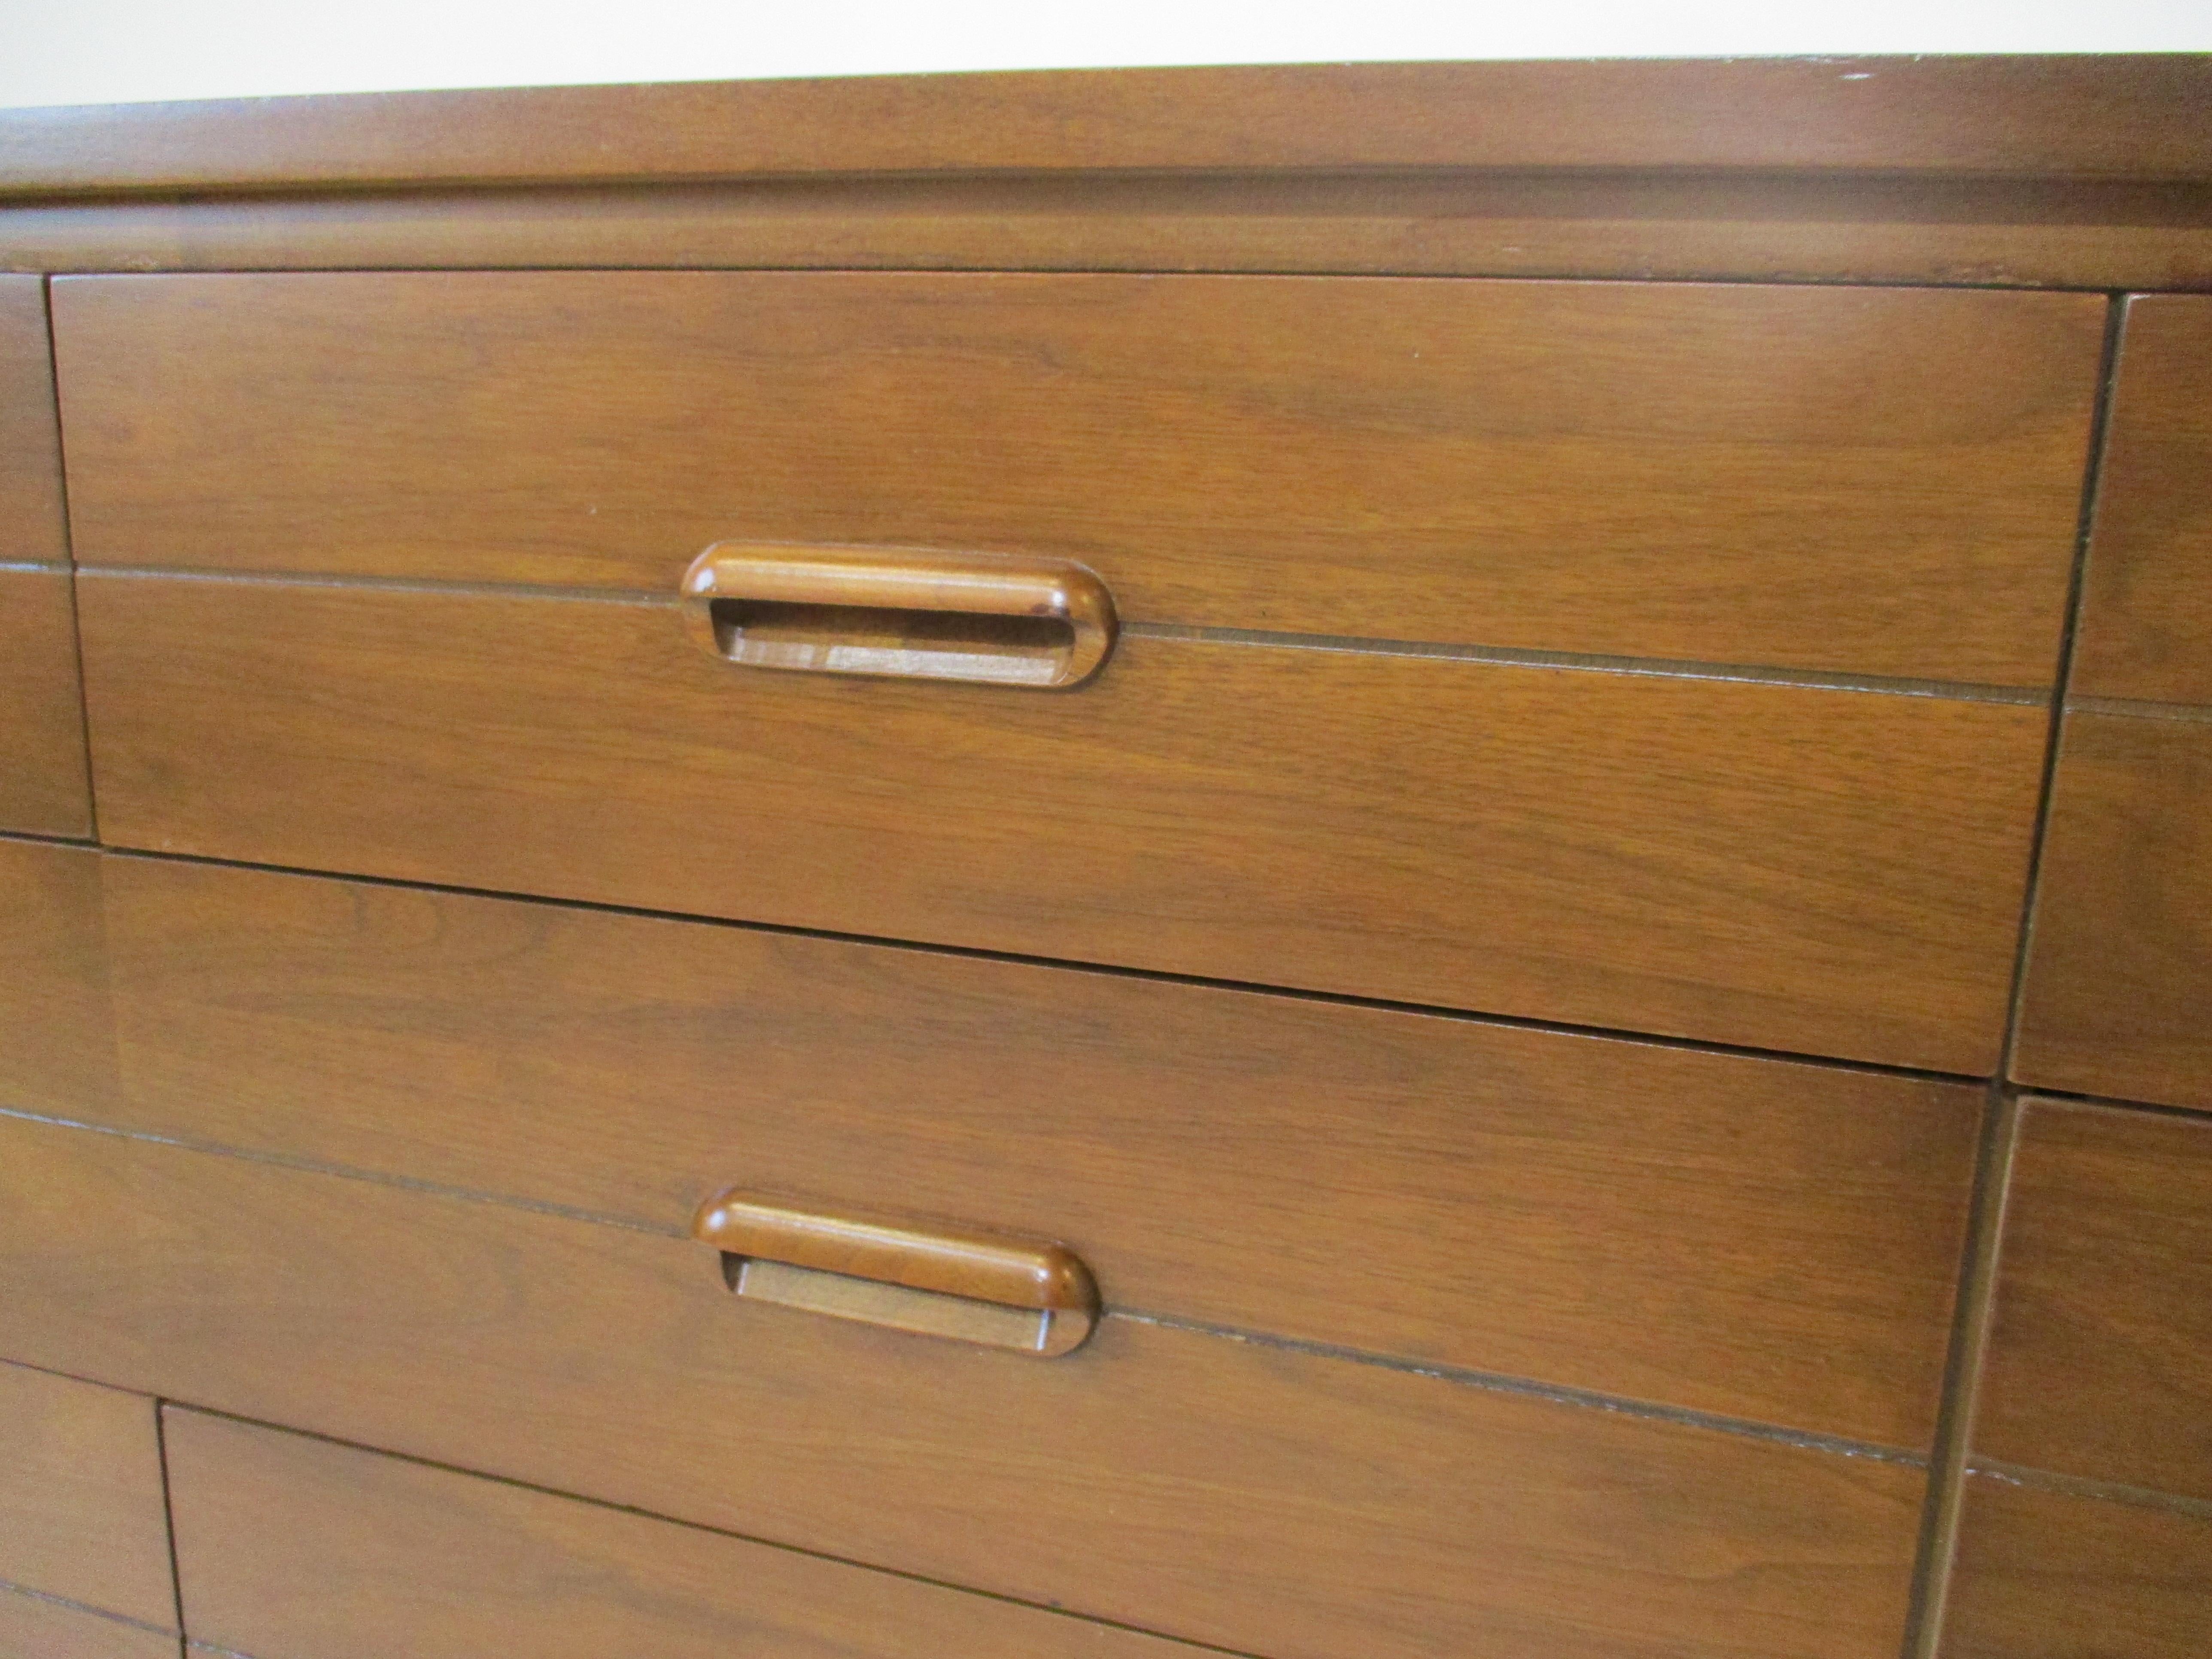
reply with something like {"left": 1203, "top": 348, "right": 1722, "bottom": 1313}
{"left": 2014, "top": 713, "right": 2212, "bottom": 1108}
{"left": 0, "top": 838, "right": 113, "bottom": 1119}
{"left": 95, "top": 852, "right": 1979, "bottom": 1448}
{"left": 2072, "top": 295, "right": 2212, "bottom": 706}
{"left": 0, "top": 1115, "right": 1929, "bottom": 1659}
{"left": 1973, "top": 1099, "right": 2212, "bottom": 1500}
{"left": 76, "top": 576, "right": 2048, "bottom": 1071}
{"left": 0, "top": 569, "right": 94, "bottom": 837}
{"left": 50, "top": 272, "right": 2104, "bottom": 684}
{"left": 0, "top": 275, "right": 68, "bottom": 565}
{"left": 0, "top": 1361, "right": 177, "bottom": 1632}
{"left": 0, "top": 276, "right": 88, "bottom": 836}
{"left": 0, "top": 1592, "right": 179, "bottom": 1659}
{"left": 1940, "top": 1477, "right": 2212, "bottom": 1659}
{"left": 167, "top": 1409, "right": 1196, "bottom": 1659}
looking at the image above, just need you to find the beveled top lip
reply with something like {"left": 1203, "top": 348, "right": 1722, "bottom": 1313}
{"left": 2, "top": 54, "right": 2209, "bottom": 202}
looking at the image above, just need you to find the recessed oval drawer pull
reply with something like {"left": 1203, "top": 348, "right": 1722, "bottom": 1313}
{"left": 680, "top": 541, "right": 1117, "bottom": 689}
{"left": 692, "top": 1190, "right": 1100, "bottom": 1357}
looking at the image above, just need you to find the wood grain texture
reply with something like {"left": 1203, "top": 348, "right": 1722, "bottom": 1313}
{"left": 1941, "top": 1477, "right": 2212, "bottom": 1659}
{"left": 77, "top": 576, "right": 2048, "bottom": 1072}
{"left": 0, "top": 568, "right": 92, "bottom": 837}
{"left": 0, "top": 836, "right": 114, "bottom": 1117}
{"left": 0, "top": 1115, "right": 1931, "bottom": 1659}
{"left": 2073, "top": 295, "right": 2212, "bottom": 706}
{"left": 49, "top": 271, "right": 2103, "bottom": 684}
{"left": 0, "top": 1361, "right": 176, "bottom": 1630}
{"left": 2014, "top": 713, "right": 2212, "bottom": 1109}
{"left": 4, "top": 58, "right": 2210, "bottom": 197}
{"left": 165, "top": 1409, "right": 1197, "bottom": 1659}
{"left": 10, "top": 175, "right": 2212, "bottom": 292}
{"left": 1973, "top": 1099, "right": 2212, "bottom": 1501}
{"left": 96, "top": 852, "right": 1980, "bottom": 1446}
{"left": 0, "top": 1590, "right": 178, "bottom": 1659}
{"left": 0, "top": 274, "right": 67, "bottom": 564}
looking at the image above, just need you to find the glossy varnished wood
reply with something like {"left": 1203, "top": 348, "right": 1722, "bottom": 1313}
{"left": 10, "top": 173, "right": 2212, "bottom": 292}
{"left": 78, "top": 577, "right": 2048, "bottom": 1071}
{"left": 95, "top": 853, "right": 1979, "bottom": 1445}
{"left": 0, "top": 837, "right": 113, "bottom": 1116}
{"left": 2014, "top": 713, "right": 2212, "bottom": 1109}
{"left": 1941, "top": 1477, "right": 2212, "bottom": 1658}
{"left": 2073, "top": 295, "right": 2212, "bottom": 706}
{"left": 0, "top": 568, "right": 93, "bottom": 836}
{"left": 50, "top": 272, "right": 2104, "bottom": 684}
{"left": 5, "top": 58, "right": 2209, "bottom": 197}
{"left": 0, "top": 1591, "right": 179, "bottom": 1659}
{"left": 0, "top": 1116, "right": 1929, "bottom": 1659}
{"left": 1973, "top": 1099, "right": 2212, "bottom": 1501}
{"left": 165, "top": 1410, "right": 1196, "bottom": 1659}
{"left": 0, "top": 274, "right": 67, "bottom": 563}
{"left": 0, "top": 1361, "right": 177, "bottom": 1631}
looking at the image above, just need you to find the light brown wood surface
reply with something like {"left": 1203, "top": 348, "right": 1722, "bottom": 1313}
{"left": 166, "top": 1408, "right": 1199, "bottom": 1659}
{"left": 76, "top": 577, "right": 2049, "bottom": 1073}
{"left": 2073, "top": 295, "right": 2212, "bottom": 706}
{"left": 1941, "top": 1476, "right": 2212, "bottom": 1658}
{"left": 95, "top": 851, "right": 1979, "bottom": 1446}
{"left": 5, "top": 58, "right": 2209, "bottom": 197}
{"left": 0, "top": 1361, "right": 177, "bottom": 1630}
{"left": 50, "top": 272, "right": 2104, "bottom": 684}
{"left": 0, "top": 837, "right": 114, "bottom": 1117}
{"left": 0, "top": 274, "right": 67, "bottom": 564}
{"left": 0, "top": 568, "right": 93, "bottom": 837}
{"left": 10, "top": 174, "right": 2211, "bottom": 293}
{"left": 1973, "top": 1099, "right": 2212, "bottom": 1501}
{"left": 0, "top": 1591, "right": 179, "bottom": 1659}
{"left": 0, "top": 1115, "right": 1930, "bottom": 1659}
{"left": 2013, "top": 713, "right": 2212, "bottom": 1109}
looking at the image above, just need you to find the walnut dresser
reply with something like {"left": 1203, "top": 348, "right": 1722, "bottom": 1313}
{"left": 2, "top": 56, "right": 2209, "bottom": 1659}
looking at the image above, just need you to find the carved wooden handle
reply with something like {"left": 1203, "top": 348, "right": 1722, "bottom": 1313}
{"left": 681, "top": 541, "right": 1117, "bottom": 689}
{"left": 693, "top": 1190, "right": 1100, "bottom": 1357}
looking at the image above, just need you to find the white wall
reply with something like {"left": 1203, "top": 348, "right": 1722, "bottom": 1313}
{"left": 0, "top": 0, "right": 2205, "bottom": 110}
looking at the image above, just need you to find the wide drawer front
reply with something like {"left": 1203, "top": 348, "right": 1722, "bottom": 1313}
{"left": 0, "top": 1360, "right": 177, "bottom": 1635}
{"left": 0, "top": 1116, "right": 1928, "bottom": 1659}
{"left": 76, "top": 575, "right": 2048, "bottom": 1071}
{"left": 166, "top": 1408, "right": 1194, "bottom": 1659}
{"left": 82, "top": 848, "right": 1978, "bottom": 1447}
{"left": 49, "top": 272, "right": 2104, "bottom": 684}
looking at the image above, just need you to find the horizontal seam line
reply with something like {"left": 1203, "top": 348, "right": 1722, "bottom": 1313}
{"left": 0, "top": 1578, "right": 177, "bottom": 1638}
{"left": 1109, "top": 1308, "right": 1926, "bottom": 1465}
{"left": 5, "top": 1103, "right": 1923, "bottom": 1471}
{"left": 1130, "top": 622, "right": 2049, "bottom": 703}
{"left": 2066, "top": 693, "right": 2212, "bottom": 723}
{"left": 1968, "top": 1457, "right": 2212, "bottom": 1522}
{"left": 0, "top": 558, "right": 72, "bottom": 574}
{"left": 42, "top": 836, "right": 1984, "bottom": 1086}
{"left": 78, "top": 563, "right": 2046, "bottom": 702}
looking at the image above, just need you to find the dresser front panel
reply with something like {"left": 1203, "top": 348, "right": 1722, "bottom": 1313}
{"left": 0, "top": 837, "right": 115, "bottom": 1118}
{"left": 94, "top": 851, "right": 1980, "bottom": 1447}
{"left": 166, "top": 1408, "right": 1199, "bottom": 1659}
{"left": 2015, "top": 293, "right": 2212, "bottom": 1109}
{"left": 49, "top": 272, "right": 2105, "bottom": 684}
{"left": 1940, "top": 1476, "right": 2212, "bottom": 1659}
{"left": 0, "top": 1592, "right": 179, "bottom": 1659}
{"left": 75, "top": 574, "right": 2048, "bottom": 1071}
{"left": 1972, "top": 1098, "right": 2212, "bottom": 1500}
{"left": 0, "top": 1361, "right": 177, "bottom": 1634}
{"left": 0, "top": 1114, "right": 1928, "bottom": 1659}
{"left": 0, "top": 276, "right": 91, "bottom": 837}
